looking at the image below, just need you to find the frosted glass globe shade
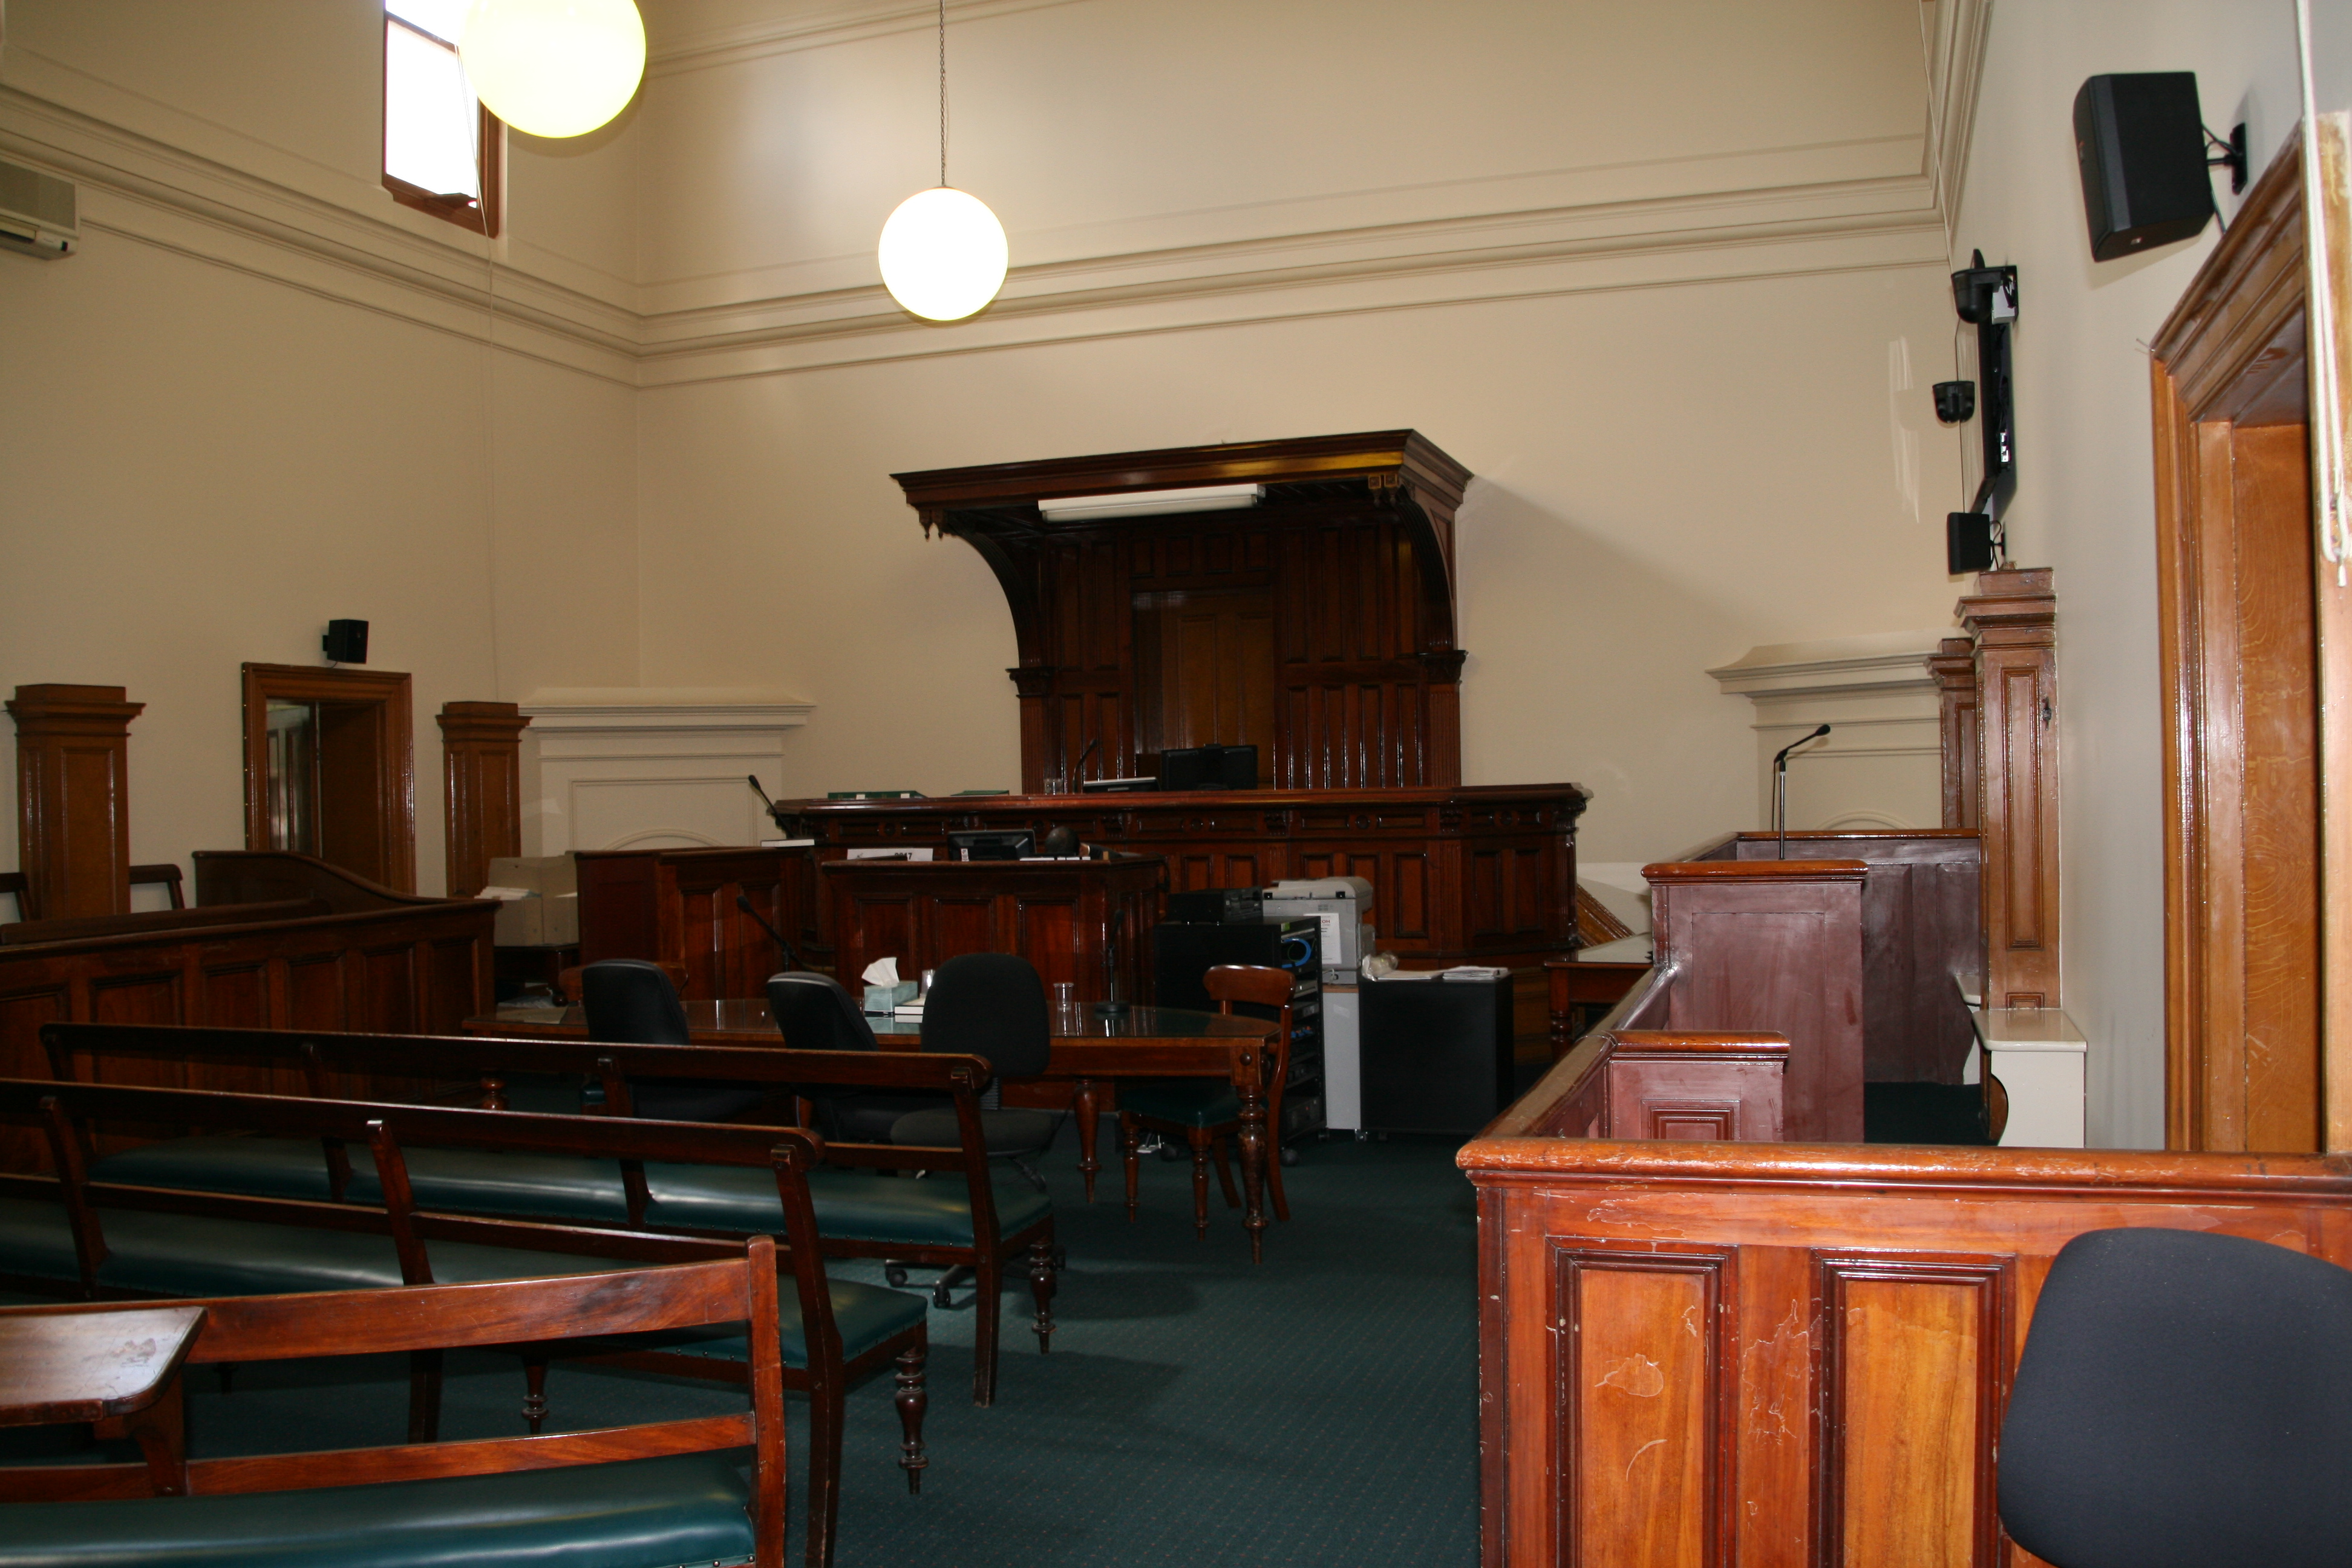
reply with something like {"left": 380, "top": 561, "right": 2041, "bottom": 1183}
{"left": 878, "top": 186, "right": 1009, "bottom": 322}
{"left": 460, "top": 0, "right": 645, "bottom": 139}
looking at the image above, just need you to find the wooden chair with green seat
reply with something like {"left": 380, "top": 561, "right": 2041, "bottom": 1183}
{"left": 1118, "top": 963, "right": 1293, "bottom": 1243}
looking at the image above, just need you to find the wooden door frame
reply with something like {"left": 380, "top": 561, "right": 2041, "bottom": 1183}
{"left": 2151, "top": 126, "right": 2352, "bottom": 1150}
{"left": 240, "top": 664, "right": 416, "bottom": 893}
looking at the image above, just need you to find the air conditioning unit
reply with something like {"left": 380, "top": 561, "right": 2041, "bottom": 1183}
{"left": 0, "top": 157, "right": 77, "bottom": 258}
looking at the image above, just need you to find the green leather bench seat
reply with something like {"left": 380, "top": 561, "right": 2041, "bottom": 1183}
{"left": 89, "top": 1140, "right": 1051, "bottom": 1249}
{"left": 1117, "top": 1079, "right": 1243, "bottom": 1128}
{"left": 0, "top": 1197, "right": 610, "bottom": 1298}
{"left": 90, "top": 1138, "right": 634, "bottom": 1223}
{"left": 0, "top": 1198, "right": 921, "bottom": 1367}
{"left": 0, "top": 1450, "right": 754, "bottom": 1568}
{"left": 646, "top": 1166, "right": 1053, "bottom": 1248}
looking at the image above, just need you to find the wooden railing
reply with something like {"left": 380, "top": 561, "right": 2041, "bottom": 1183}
{"left": 0, "top": 852, "right": 494, "bottom": 1170}
{"left": 1459, "top": 1114, "right": 2352, "bottom": 1567}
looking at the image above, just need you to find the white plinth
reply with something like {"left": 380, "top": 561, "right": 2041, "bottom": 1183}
{"left": 1968, "top": 1005, "right": 2086, "bottom": 1148}
{"left": 1322, "top": 983, "right": 1361, "bottom": 1131}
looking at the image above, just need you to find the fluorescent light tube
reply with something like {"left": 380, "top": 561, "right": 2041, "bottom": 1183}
{"left": 1037, "top": 483, "right": 1264, "bottom": 521}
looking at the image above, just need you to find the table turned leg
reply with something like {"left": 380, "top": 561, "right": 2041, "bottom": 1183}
{"left": 1237, "top": 1077, "right": 1269, "bottom": 1264}
{"left": 1074, "top": 1078, "right": 1102, "bottom": 1201}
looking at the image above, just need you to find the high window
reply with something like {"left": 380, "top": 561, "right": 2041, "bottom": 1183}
{"left": 383, "top": 0, "right": 501, "bottom": 237}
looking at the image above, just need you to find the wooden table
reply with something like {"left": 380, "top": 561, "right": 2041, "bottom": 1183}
{"left": 472, "top": 1000, "right": 1289, "bottom": 1260}
{"left": 0, "top": 1302, "right": 206, "bottom": 1497}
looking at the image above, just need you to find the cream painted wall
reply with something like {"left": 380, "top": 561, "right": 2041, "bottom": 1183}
{"left": 0, "top": 0, "right": 1964, "bottom": 901}
{"left": 637, "top": 262, "right": 1964, "bottom": 862}
{"left": 0, "top": 0, "right": 641, "bottom": 896}
{"left": 1952, "top": 0, "right": 2352, "bottom": 1148}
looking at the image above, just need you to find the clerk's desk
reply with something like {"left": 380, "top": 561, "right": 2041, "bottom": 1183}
{"left": 573, "top": 783, "right": 1588, "bottom": 1029}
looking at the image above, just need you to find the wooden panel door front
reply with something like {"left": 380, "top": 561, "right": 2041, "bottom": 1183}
{"left": 1135, "top": 587, "right": 1276, "bottom": 780}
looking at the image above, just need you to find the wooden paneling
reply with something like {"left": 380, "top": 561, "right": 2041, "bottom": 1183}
{"left": 1714, "top": 831, "right": 1983, "bottom": 1083}
{"left": 654, "top": 848, "right": 816, "bottom": 1002}
{"left": 823, "top": 857, "right": 1160, "bottom": 1008}
{"left": 7, "top": 685, "right": 144, "bottom": 921}
{"left": 1958, "top": 571, "right": 2060, "bottom": 1010}
{"left": 0, "top": 852, "right": 493, "bottom": 1171}
{"left": 788, "top": 785, "right": 1584, "bottom": 967}
{"left": 1647, "top": 860, "right": 1866, "bottom": 1141}
{"left": 434, "top": 702, "right": 528, "bottom": 900}
{"left": 894, "top": 433, "right": 1471, "bottom": 792}
{"left": 1927, "top": 640, "right": 1980, "bottom": 830}
{"left": 1460, "top": 1111, "right": 2352, "bottom": 1568}
{"left": 1558, "top": 1251, "right": 1726, "bottom": 1568}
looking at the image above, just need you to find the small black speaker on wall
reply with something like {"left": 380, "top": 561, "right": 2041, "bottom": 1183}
{"left": 322, "top": 619, "right": 369, "bottom": 664}
{"left": 2073, "top": 72, "right": 2215, "bottom": 261}
{"left": 1948, "top": 512, "right": 1996, "bottom": 575}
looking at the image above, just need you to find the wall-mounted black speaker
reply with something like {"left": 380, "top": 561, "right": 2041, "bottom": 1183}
{"left": 2073, "top": 72, "right": 2215, "bottom": 261}
{"left": 322, "top": 619, "right": 369, "bottom": 663}
{"left": 1948, "top": 512, "right": 1996, "bottom": 575}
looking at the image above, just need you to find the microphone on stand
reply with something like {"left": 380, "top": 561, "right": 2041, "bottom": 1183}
{"left": 736, "top": 894, "right": 798, "bottom": 972}
{"left": 1772, "top": 724, "right": 1832, "bottom": 860}
{"left": 1069, "top": 736, "right": 1100, "bottom": 791}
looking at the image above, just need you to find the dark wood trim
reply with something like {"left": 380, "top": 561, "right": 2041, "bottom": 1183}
{"left": 435, "top": 702, "right": 528, "bottom": 899}
{"left": 241, "top": 664, "right": 416, "bottom": 895}
{"left": 7, "top": 685, "right": 145, "bottom": 923}
{"left": 893, "top": 433, "right": 1474, "bottom": 791}
{"left": 1956, "top": 569, "right": 2059, "bottom": 1010}
{"left": 1927, "top": 638, "right": 1980, "bottom": 829}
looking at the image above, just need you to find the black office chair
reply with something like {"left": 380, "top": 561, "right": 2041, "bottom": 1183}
{"left": 765, "top": 970, "right": 945, "bottom": 1140}
{"left": 579, "top": 960, "right": 767, "bottom": 1122}
{"left": 1999, "top": 1226, "right": 2352, "bottom": 1568}
{"left": 895, "top": 953, "right": 1060, "bottom": 1189}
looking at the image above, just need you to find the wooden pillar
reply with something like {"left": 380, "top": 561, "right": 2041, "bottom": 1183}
{"left": 436, "top": 701, "right": 528, "bottom": 899}
{"left": 7, "top": 684, "right": 145, "bottom": 921}
{"left": 1007, "top": 666, "right": 1054, "bottom": 794}
{"left": 1926, "top": 636, "right": 1980, "bottom": 829}
{"left": 1419, "top": 650, "right": 1467, "bottom": 786}
{"left": 1959, "top": 569, "right": 2059, "bottom": 1009}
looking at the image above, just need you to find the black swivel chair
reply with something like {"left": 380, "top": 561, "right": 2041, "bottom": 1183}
{"left": 895, "top": 953, "right": 1060, "bottom": 1188}
{"left": 1998, "top": 1226, "right": 2352, "bottom": 1568}
{"left": 579, "top": 960, "right": 768, "bottom": 1123}
{"left": 765, "top": 970, "right": 946, "bottom": 1140}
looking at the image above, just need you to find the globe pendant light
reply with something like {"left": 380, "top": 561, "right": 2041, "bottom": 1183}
{"left": 878, "top": 0, "right": 1007, "bottom": 321}
{"left": 461, "top": 0, "right": 646, "bottom": 140}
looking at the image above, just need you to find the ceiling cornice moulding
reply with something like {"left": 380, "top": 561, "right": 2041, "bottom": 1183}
{"left": 0, "top": 84, "right": 1944, "bottom": 390}
{"left": 645, "top": 0, "right": 1093, "bottom": 77}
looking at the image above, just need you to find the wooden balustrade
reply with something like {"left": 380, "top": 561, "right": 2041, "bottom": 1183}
{"left": 1459, "top": 1099, "right": 2352, "bottom": 1567}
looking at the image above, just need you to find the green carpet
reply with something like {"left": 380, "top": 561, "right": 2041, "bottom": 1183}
{"left": 7, "top": 1134, "right": 1481, "bottom": 1567}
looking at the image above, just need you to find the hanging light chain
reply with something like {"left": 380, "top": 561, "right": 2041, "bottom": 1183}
{"left": 938, "top": 0, "right": 949, "bottom": 188}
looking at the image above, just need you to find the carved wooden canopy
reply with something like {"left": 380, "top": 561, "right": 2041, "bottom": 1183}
{"left": 893, "top": 431, "right": 1473, "bottom": 794}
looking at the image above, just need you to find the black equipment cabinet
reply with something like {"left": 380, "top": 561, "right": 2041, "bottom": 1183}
{"left": 1359, "top": 973, "right": 1512, "bottom": 1135}
{"left": 1151, "top": 918, "right": 1325, "bottom": 1143}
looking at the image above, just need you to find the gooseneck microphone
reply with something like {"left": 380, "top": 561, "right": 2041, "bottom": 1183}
{"left": 1069, "top": 736, "right": 1100, "bottom": 790}
{"left": 736, "top": 894, "right": 798, "bottom": 972}
{"left": 1773, "top": 724, "right": 1832, "bottom": 860}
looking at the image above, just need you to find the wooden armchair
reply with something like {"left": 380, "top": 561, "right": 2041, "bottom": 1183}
{"left": 0, "top": 1244, "right": 791, "bottom": 1567}
{"left": 1119, "top": 963, "right": 1294, "bottom": 1240}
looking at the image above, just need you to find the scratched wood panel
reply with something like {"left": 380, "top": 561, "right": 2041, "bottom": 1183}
{"left": 1817, "top": 1258, "right": 2008, "bottom": 1568}
{"left": 1558, "top": 1250, "right": 1725, "bottom": 1568}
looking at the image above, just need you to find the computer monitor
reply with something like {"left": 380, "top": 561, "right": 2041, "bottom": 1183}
{"left": 1159, "top": 743, "right": 1259, "bottom": 791}
{"left": 948, "top": 829, "right": 1034, "bottom": 861}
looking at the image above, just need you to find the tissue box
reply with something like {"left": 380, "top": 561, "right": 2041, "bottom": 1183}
{"left": 863, "top": 981, "right": 919, "bottom": 1014}
{"left": 483, "top": 855, "right": 579, "bottom": 946}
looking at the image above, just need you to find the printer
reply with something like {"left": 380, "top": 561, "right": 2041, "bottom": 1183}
{"left": 1261, "top": 877, "right": 1373, "bottom": 974}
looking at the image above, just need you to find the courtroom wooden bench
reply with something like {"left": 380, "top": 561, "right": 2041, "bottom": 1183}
{"left": 0, "top": 1244, "right": 794, "bottom": 1568}
{"left": 0, "top": 1079, "right": 927, "bottom": 1568}
{"left": 42, "top": 1018, "right": 1057, "bottom": 1405}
